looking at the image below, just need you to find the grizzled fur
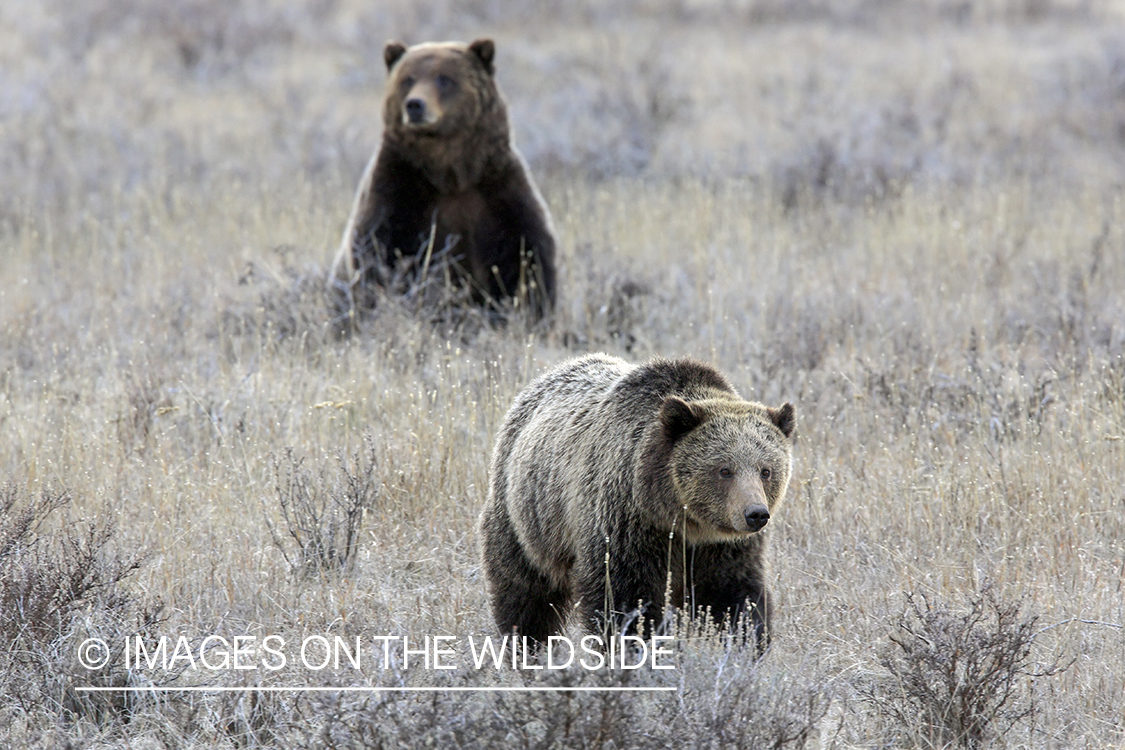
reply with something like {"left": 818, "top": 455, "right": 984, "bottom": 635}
{"left": 331, "top": 39, "right": 556, "bottom": 320}
{"left": 479, "top": 353, "right": 796, "bottom": 650}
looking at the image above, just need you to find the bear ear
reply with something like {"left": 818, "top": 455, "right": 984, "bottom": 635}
{"left": 660, "top": 396, "right": 705, "bottom": 442}
{"left": 469, "top": 38, "right": 496, "bottom": 74}
{"left": 768, "top": 402, "right": 796, "bottom": 438}
{"left": 384, "top": 41, "right": 408, "bottom": 71}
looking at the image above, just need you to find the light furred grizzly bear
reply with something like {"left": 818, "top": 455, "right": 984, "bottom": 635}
{"left": 330, "top": 38, "right": 556, "bottom": 321}
{"left": 479, "top": 353, "right": 796, "bottom": 651}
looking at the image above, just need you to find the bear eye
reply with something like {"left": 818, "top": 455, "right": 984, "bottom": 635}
{"left": 719, "top": 467, "right": 732, "bottom": 479}
{"left": 399, "top": 76, "right": 415, "bottom": 91}
{"left": 760, "top": 467, "right": 772, "bottom": 481}
{"left": 435, "top": 74, "right": 457, "bottom": 93}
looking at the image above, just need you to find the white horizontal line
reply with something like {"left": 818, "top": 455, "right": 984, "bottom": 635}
{"left": 75, "top": 686, "right": 676, "bottom": 693}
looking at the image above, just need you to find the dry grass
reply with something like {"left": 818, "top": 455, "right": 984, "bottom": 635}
{"left": 2, "top": 0, "right": 1125, "bottom": 747}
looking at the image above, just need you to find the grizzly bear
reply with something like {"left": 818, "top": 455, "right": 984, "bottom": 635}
{"left": 330, "top": 38, "right": 557, "bottom": 321}
{"left": 479, "top": 353, "right": 796, "bottom": 651}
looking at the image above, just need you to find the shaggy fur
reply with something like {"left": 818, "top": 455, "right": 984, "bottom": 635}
{"left": 331, "top": 39, "right": 556, "bottom": 321}
{"left": 479, "top": 353, "right": 796, "bottom": 650}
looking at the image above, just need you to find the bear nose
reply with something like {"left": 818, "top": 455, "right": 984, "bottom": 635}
{"left": 404, "top": 98, "right": 426, "bottom": 123}
{"left": 744, "top": 505, "right": 770, "bottom": 533}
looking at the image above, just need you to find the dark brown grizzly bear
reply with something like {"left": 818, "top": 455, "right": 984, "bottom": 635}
{"left": 330, "top": 38, "right": 557, "bottom": 321}
{"left": 479, "top": 353, "right": 796, "bottom": 651}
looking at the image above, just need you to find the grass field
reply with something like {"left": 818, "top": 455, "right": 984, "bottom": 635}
{"left": 2, "top": 0, "right": 1125, "bottom": 747}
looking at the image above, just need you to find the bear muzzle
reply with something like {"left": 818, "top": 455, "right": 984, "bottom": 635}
{"left": 404, "top": 98, "right": 429, "bottom": 125}
{"left": 743, "top": 504, "right": 770, "bottom": 533}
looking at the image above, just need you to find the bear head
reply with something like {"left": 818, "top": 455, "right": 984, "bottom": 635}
{"left": 660, "top": 396, "right": 795, "bottom": 543}
{"left": 381, "top": 38, "right": 506, "bottom": 143}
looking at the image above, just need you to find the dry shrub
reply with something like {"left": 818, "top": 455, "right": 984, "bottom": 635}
{"left": 329, "top": 234, "right": 552, "bottom": 339}
{"left": 0, "top": 481, "right": 152, "bottom": 724}
{"left": 266, "top": 442, "right": 380, "bottom": 576}
{"left": 227, "top": 243, "right": 335, "bottom": 345}
{"left": 559, "top": 240, "right": 662, "bottom": 354}
{"left": 329, "top": 237, "right": 474, "bottom": 329}
{"left": 0, "top": 484, "right": 145, "bottom": 646}
{"left": 297, "top": 642, "right": 835, "bottom": 750}
{"left": 867, "top": 584, "right": 1070, "bottom": 749}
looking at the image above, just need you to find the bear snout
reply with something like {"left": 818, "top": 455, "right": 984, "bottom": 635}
{"left": 404, "top": 98, "right": 428, "bottom": 124}
{"left": 744, "top": 505, "right": 770, "bottom": 533}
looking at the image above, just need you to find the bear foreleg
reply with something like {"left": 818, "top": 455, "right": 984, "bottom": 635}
{"left": 479, "top": 503, "right": 569, "bottom": 643}
{"left": 573, "top": 531, "right": 671, "bottom": 640}
{"left": 686, "top": 543, "right": 772, "bottom": 654}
